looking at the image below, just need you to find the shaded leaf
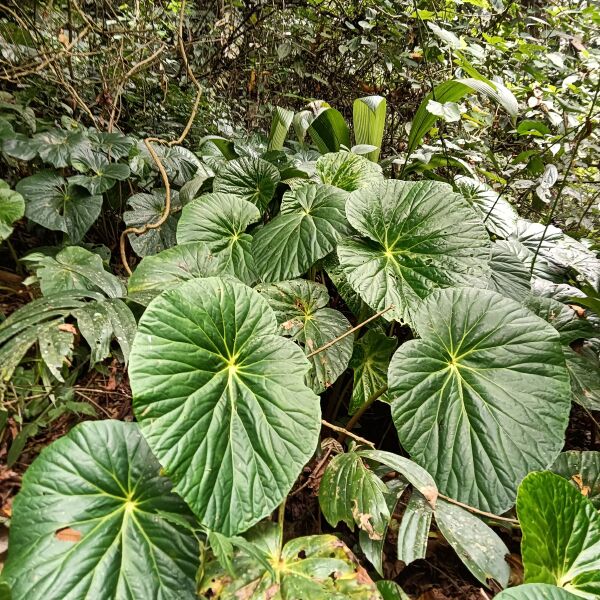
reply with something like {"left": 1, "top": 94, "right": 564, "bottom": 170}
{"left": 316, "top": 151, "right": 383, "bottom": 192}
{"left": 551, "top": 451, "right": 600, "bottom": 509}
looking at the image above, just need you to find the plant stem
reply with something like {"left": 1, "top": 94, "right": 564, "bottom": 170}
{"left": 437, "top": 493, "right": 520, "bottom": 525}
{"left": 321, "top": 419, "right": 375, "bottom": 448}
{"left": 307, "top": 305, "right": 394, "bottom": 358}
{"left": 337, "top": 385, "right": 388, "bottom": 443}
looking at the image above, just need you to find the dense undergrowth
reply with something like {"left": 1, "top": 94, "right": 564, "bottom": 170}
{"left": 0, "top": 1, "right": 599, "bottom": 599}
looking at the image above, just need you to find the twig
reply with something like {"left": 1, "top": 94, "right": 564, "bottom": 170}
{"left": 307, "top": 306, "right": 394, "bottom": 358}
{"left": 437, "top": 493, "right": 520, "bottom": 525}
{"left": 108, "top": 44, "right": 166, "bottom": 132}
{"left": 290, "top": 447, "right": 333, "bottom": 497}
{"left": 321, "top": 419, "right": 375, "bottom": 448}
{"left": 119, "top": 138, "right": 170, "bottom": 275}
{"left": 119, "top": 0, "right": 201, "bottom": 274}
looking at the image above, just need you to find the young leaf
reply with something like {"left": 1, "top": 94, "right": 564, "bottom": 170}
{"left": 22, "top": 246, "right": 125, "bottom": 297}
{"left": 177, "top": 192, "right": 261, "bottom": 285}
{"left": 123, "top": 189, "right": 180, "bottom": 257}
{"left": 308, "top": 107, "right": 351, "bottom": 153}
{"left": 16, "top": 171, "right": 102, "bottom": 243}
{"left": 0, "top": 421, "right": 200, "bottom": 600}
{"left": 257, "top": 279, "right": 352, "bottom": 393}
{"left": 0, "top": 179, "right": 24, "bottom": 241}
{"left": 267, "top": 106, "right": 294, "bottom": 151}
{"left": 389, "top": 288, "right": 571, "bottom": 514}
{"left": 551, "top": 451, "right": 600, "bottom": 509}
{"left": 353, "top": 95, "right": 386, "bottom": 162}
{"left": 199, "top": 523, "right": 380, "bottom": 599}
{"left": 518, "top": 471, "right": 600, "bottom": 596}
{"left": 252, "top": 183, "right": 351, "bottom": 283}
{"left": 349, "top": 330, "right": 395, "bottom": 415}
{"left": 434, "top": 499, "right": 510, "bottom": 588}
{"left": 407, "top": 78, "right": 518, "bottom": 157}
{"left": 316, "top": 151, "right": 383, "bottom": 191}
{"left": 338, "top": 180, "right": 491, "bottom": 325}
{"left": 213, "top": 157, "right": 280, "bottom": 212}
{"left": 397, "top": 490, "right": 433, "bottom": 565}
{"left": 128, "top": 277, "right": 321, "bottom": 536}
{"left": 319, "top": 451, "right": 391, "bottom": 540}
{"left": 127, "top": 242, "right": 228, "bottom": 304}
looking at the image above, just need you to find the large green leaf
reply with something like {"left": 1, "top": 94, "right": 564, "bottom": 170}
{"left": 389, "top": 287, "right": 571, "bottom": 514}
{"left": 454, "top": 176, "right": 518, "bottom": 238}
{"left": 88, "top": 131, "right": 134, "bottom": 160}
{"left": 518, "top": 471, "right": 600, "bottom": 598}
{"left": 551, "top": 451, "right": 600, "bottom": 509}
{"left": 0, "top": 420, "right": 199, "bottom": 600}
{"left": 70, "top": 144, "right": 130, "bottom": 194}
{"left": 256, "top": 279, "right": 352, "bottom": 393}
{"left": 252, "top": 183, "right": 351, "bottom": 283}
{"left": 213, "top": 157, "right": 280, "bottom": 212}
{"left": 268, "top": 106, "right": 294, "bottom": 151}
{"left": 33, "top": 128, "right": 84, "bottom": 168}
{"left": 320, "top": 451, "right": 391, "bottom": 541}
{"left": 353, "top": 96, "right": 387, "bottom": 162}
{"left": 16, "top": 171, "right": 102, "bottom": 243}
{"left": 123, "top": 189, "right": 180, "bottom": 257}
{"left": 22, "top": 246, "right": 125, "bottom": 297}
{"left": 315, "top": 152, "right": 383, "bottom": 192}
{"left": 199, "top": 523, "right": 380, "bottom": 599}
{"left": 308, "top": 107, "right": 351, "bottom": 153}
{"left": 349, "top": 330, "right": 396, "bottom": 415}
{"left": 0, "top": 179, "right": 24, "bottom": 241}
{"left": 338, "top": 180, "right": 491, "bottom": 325}
{"left": 176, "top": 192, "right": 261, "bottom": 285}
{"left": 140, "top": 143, "right": 202, "bottom": 185}
{"left": 434, "top": 499, "right": 510, "bottom": 588}
{"left": 128, "top": 277, "right": 320, "bottom": 535}
{"left": 488, "top": 241, "right": 531, "bottom": 301}
{"left": 127, "top": 242, "right": 228, "bottom": 305}
{"left": 496, "top": 584, "right": 580, "bottom": 600}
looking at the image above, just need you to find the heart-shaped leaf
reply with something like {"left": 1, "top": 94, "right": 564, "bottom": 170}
{"left": 213, "top": 157, "right": 280, "bottom": 212}
{"left": 23, "top": 246, "right": 125, "bottom": 297}
{"left": 123, "top": 189, "right": 180, "bottom": 256}
{"left": 316, "top": 151, "right": 383, "bottom": 191}
{"left": 177, "top": 193, "right": 261, "bottom": 285}
{"left": 551, "top": 451, "right": 600, "bottom": 509}
{"left": 16, "top": 171, "right": 102, "bottom": 242}
{"left": 389, "top": 287, "right": 571, "bottom": 514}
{"left": 88, "top": 131, "right": 134, "bottom": 159}
{"left": 338, "top": 180, "right": 491, "bottom": 324}
{"left": 518, "top": 471, "right": 600, "bottom": 597}
{"left": 0, "top": 179, "right": 24, "bottom": 241}
{"left": 128, "top": 242, "right": 228, "bottom": 304}
{"left": 253, "top": 183, "right": 351, "bottom": 283}
{"left": 128, "top": 277, "right": 321, "bottom": 535}
{"left": 0, "top": 420, "right": 200, "bottom": 600}
{"left": 256, "top": 279, "right": 352, "bottom": 393}
{"left": 33, "top": 128, "right": 84, "bottom": 168}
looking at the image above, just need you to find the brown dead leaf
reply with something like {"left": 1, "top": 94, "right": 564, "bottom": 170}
{"left": 572, "top": 474, "right": 591, "bottom": 497}
{"left": 55, "top": 527, "right": 82, "bottom": 542}
{"left": 422, "top": 485, "right": 438, "bottom": 508}
{"left": 352, "top": 501, "right": 382, "bottom": 540}
{"left": 58, "top": 323, "right": 78, "bottom": 335}
{"left": 506, "top": 552, "right": 524, "bottom": 586}
{"left": 264, "top": 584, "right": 280, "bottom": 599}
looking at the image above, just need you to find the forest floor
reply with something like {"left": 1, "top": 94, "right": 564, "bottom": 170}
{"left": 1, "top": 357, "right": 597, "bottom": 598}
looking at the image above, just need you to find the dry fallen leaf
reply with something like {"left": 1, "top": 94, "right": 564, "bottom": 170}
{"left": 55, "top": 527, "right": 82, "bottom": 543}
